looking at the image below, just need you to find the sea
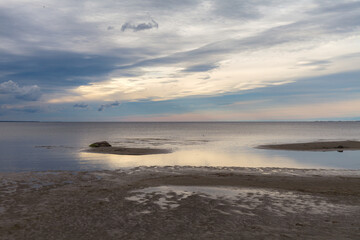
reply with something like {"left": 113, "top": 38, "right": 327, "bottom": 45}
{"left": 0, "top": 122, "right": 360, "bottom": 172}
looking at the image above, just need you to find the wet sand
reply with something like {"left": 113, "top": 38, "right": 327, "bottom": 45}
{"left": 1, "top": 166, "right": 360, "bottom": 239}
{"left": 257, "top": 140, "right": 360, "bottom": 151}
{"left": 86, "top": 147, "right": 172, "bottom": 155}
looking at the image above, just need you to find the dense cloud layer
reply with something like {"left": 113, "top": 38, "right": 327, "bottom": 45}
{"left": 0, "top": 0, "right": 359, "bottom": 120}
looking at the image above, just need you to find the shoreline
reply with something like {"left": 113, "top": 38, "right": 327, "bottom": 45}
{"left": 1, "top": 166, "right": 359, "bottom": 239}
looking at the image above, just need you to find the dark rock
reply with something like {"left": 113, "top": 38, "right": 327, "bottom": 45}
{"left": 89, "top": 141, "right": 112, "bottom": 148}
{"left": 337, "top": 145, "right": 344, "bottom": 148}
{"left": 337, "top": 150, "right": 343, "bottom": 153}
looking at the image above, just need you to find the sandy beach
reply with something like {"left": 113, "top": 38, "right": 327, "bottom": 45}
{"left": 1, "top": 166, "right": 359, "bottom": 239}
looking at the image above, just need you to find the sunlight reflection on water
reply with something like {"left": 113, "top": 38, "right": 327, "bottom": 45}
{"left": 79, "top": 148, "right": 324, "bottom": 169}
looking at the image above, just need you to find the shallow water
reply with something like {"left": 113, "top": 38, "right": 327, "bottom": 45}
{"left": 126, "top": 185, "right": 358, "bottom": 215}
{"left": 0, "top": 122, "right": 360, "bottom": 171}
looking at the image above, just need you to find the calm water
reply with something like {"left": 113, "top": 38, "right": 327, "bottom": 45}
{"left": 0, "top": 122, "right": 360, "bottom": 172}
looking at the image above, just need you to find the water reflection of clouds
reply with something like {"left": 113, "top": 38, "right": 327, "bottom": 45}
{"left": 78, "top": 149, "right": 324, "bottom": 170}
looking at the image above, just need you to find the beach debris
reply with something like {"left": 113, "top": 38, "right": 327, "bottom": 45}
{"left": 89, "top": 141, "right": 112, "bottom": 148}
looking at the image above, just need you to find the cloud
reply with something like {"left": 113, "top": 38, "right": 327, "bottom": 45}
{"left": 0, "top": 104, "right": 40, "bottom": 114}
{"left": 296, "top": 59, "right": 332, "bottom": 71}
{"left": 98, "top": 101, "right": 120, "bottom": 111}
{"left": 122, "top": 98, "right": 360, "bottom": 121}
{"left": 212, "top": 0, "right": 265, "bottom": 20}
{"left": 1, "top": 0, "right": 360, "bottom": 120}
{"left": 297, "top": 60, "right": 332, "bottom": 66}
{"left": 121, "top": 19, "right": 159, "bottom": 32}
{"left": 0, "top": 50, "right": 144, "bottom": 87}
{"left": 114, "top": 3, "right": 360, "bottom": 73}
{"left": 310, "top": 1, "right": 360, "bottom": 14}
{"left": 182, "top": 64, "right": 219, "bottom": 72}
{"left": 0, "top": 80, "right": 41, "bottom": 101}
{"left": 79, "top": 70, "right": 360, "bottom": 121}
{"left": 73, "top": 103, "right": 88, "bottom": 109}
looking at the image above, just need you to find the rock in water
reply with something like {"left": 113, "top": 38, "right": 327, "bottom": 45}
{"left": 89, "top": 141, "right": 112, "bottom": 148}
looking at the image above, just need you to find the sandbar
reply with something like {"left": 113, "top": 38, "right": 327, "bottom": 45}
{"left": 86, "top": 146, "right": 172, "bottom": 155}
{"left": 257, "top": 140, "right": 360, "bottom": 151}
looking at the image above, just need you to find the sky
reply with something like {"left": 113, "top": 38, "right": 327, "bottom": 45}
{"left": 1, "top": 0, "right": 360, "bottom": 121}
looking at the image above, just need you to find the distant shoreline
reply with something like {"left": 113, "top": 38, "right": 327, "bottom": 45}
{"left": 0, "top": 121, "right": 40, "bottom": 122}
{"left": 1, "top": 121, "right": 360, "bottom": 123}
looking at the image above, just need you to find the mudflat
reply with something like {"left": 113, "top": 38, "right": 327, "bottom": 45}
{"left": 257, "top": 140, "right": 360, "bottom": 151}
{"left": 1, "top": 167, "right": 360, "bottom": 239}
